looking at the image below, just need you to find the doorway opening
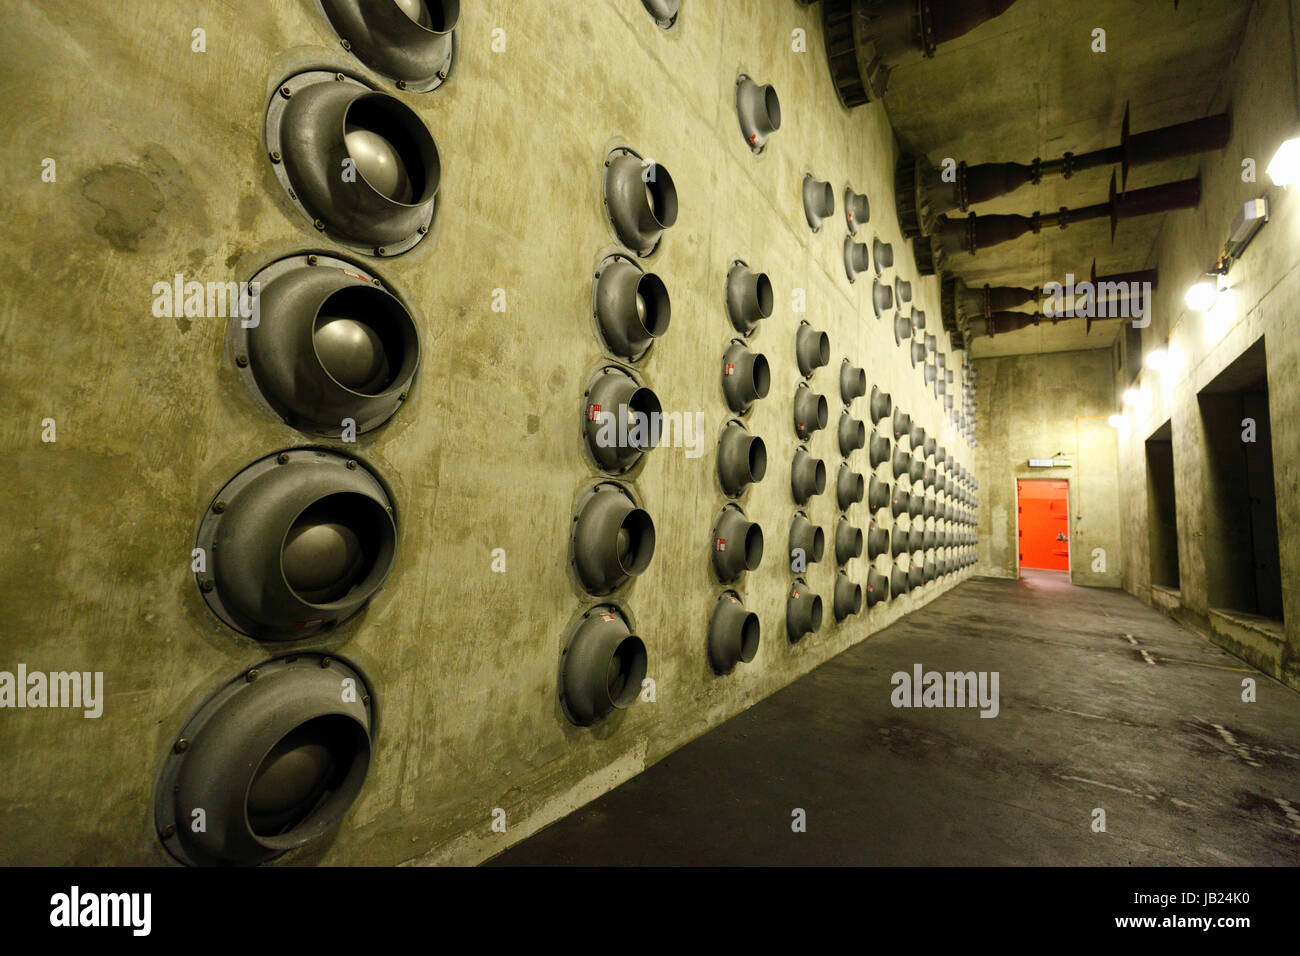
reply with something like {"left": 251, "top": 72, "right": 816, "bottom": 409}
{"left": 1197, "top": 339, "right": 1283, "bottom": 620}
{"left": 1146, "top": 420, "right": 1180, "bottom": 590}
{"left": 1016, "top": 479, "right": 1070, "bottom": 572}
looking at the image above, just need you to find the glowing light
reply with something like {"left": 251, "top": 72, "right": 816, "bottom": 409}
{"left": 1108, "top": 414, "right": 1123, "bottom": 428}
{"left": 1145, "top": 348, "right": 1168, "bottom": 372}
{"left": 1183, "top": 279, "right": 1218, "bottom": 313}
{"left": 1265, "top": 137, "right": 1300, "bottom": 186}
{"left": 1122, "top": 388, "right": 1140, "bottom": 406}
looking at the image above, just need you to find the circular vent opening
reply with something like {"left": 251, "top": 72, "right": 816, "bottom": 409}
{"left": 616, "top": 509, "right": 655, "bottom": 577}
{"left": 311, "top": 287, "right": 415, "bottom": 395}
{"left": 607, "top": 636, "right": 647, "bottom": 708}
{"left": 343, "top": 94, "right": 439, "bottom": 205}
{"left": 246, "top": 714, "right": 363, "bottom": 838}
{"left": 281, "top": 493, "right": 390, "bottom": 605}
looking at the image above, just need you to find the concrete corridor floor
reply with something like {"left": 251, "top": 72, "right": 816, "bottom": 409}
{"left": 491, "top": 571, "right": 1300, "bottom": 865}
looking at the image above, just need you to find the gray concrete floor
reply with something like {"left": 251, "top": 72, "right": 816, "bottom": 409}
{"left": 490, "top": 572, "right": 1300, "bottom": 865}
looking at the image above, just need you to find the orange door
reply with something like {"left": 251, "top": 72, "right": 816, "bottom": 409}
{"left": 1017, "top": 479, "right": 1070, "bottom": 571}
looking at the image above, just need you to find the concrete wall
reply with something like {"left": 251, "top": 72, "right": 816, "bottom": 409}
{"left": 0, "top": 1, "right": 974, "bottom": 864}
{"left": 972, "top": 350, "right": 1122, "bottom": 587}
{"left": 1114, "top": 0, "right": 1300, "bottom": 689}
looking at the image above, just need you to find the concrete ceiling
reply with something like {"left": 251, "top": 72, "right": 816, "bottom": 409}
{"left": 881, "top": 0, "right": 1253, "bottom": 358}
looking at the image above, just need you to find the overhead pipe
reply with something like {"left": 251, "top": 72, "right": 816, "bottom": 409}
{"left": 821, "top": 0, "right": 1022, "bottom": 108}
{"left": 897, "top": 106, "right": 1230, "bottom": 238}
{"left": 941, "top": 266, "right": 1159, "bottom": 340}
{"left": 930, "top": 173, "right": 1200, "bottom": 262}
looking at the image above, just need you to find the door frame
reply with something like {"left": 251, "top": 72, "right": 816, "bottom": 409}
{"left": 1014, "top": 477, "right": 1072, "bottom": 577}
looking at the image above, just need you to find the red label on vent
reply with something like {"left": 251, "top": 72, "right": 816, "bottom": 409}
{"left": 715, "top": 538, "right": 726, "bottom": 552}
{"left": 587, "top": 404, "right": 602, "bottom": 421}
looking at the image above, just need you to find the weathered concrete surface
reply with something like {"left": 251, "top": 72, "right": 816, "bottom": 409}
{"left": 0, "top": 1, "right": 972, "bottom": 865}
{"left": 1114, "top": 0, "right": 1300, "bottom": 692}
{"left": 493, "top": 571, "right": 1300, "bottom": 866}
{"left": 973, "top": 349, "right": 1122, "bottom": 587}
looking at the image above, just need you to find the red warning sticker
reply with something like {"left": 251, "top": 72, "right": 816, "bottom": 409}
{"left": 715, "top": 538, "right": 727, "bottom": 552}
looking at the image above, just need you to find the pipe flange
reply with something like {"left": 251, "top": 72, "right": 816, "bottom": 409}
{"left": 229, "top": 253, "right": 420, "bottom": 437}
{"left": 591, "top": 252, "right": 671, "bottom": 362}
{"left": 569, "top": 480, "right": 656, "bottom": 596}
{"left": 641, "top": 0, "right": 680, "bottom": 29}
{"left": 318, "top": 0, "right": 459, "bottom": 93}
{"left": 265, "top": 70, "right": 438, "bottom": 257}
{"left": 603, "top": 146, "right": 678, "bottom": 257}
{"left": 581, "top": 364, "right": 662, "bottom": 475}
{"left": 154, "top": 653, "right": 375, "bottom": 867}
{"left": 194, "top": 448, "right": 398, "bottom": 640}
{"left": 559, "top": 603, "right": 647, "bottom": 726}
{"left": 736, "top": 73, "right": 781, "bottom": 154}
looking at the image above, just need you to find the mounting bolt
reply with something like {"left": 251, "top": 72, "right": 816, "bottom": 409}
{"left": 437, "top": 70, "right": 447, "bottom": 80}
{"left": 174, "top": 739, "right": 189, "bottom": 754}
{"left": 199, "top": 579, "right": 214, "bottom": 593}
{"left": 375, "top": 246, "right": 387, "bottom": 256}
{"left": 307, "top": 254, "right": 319, "bottom": 266}
{"left": 346, "top": 459, "right": 358, "bottom": 470}
{"left": 212, "top": 501, "right": 226, "bottom": 514}
{"left": 320, "top": 657, "right": 332, "bottom": 668}
{"left": 418, "top": 224, "right": 428, "bottom": 235}
{"left": 396, "top": 79, "right": 408, "bottom": 90}
{"left": 277, "top": 453, "right": 290, "bottom": 465}
{"left": 313, "top": 219, "right": 326, "bottom": 231}
{"left": 161, "top": 824, "right": 176, "bottom": 839}
{"left": 361, "top": 694, "right": 371, "bottom": 706}
{"left": 335, "top": 73, "right": 346, "bottom": 82}
{"left": 235, "top": 354, "right": 249, "bottom": 368}
{"left": 340, "top": 38, "right": 351, "bottom": 51}
{"left": 269, "top": 150, "right": 281, "bottom": 164}
{"left": 279, "top": 86, "right": 292, "bottom": 99}
{"left": 246, "top": 669, "right": 259, "bottom": 682}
